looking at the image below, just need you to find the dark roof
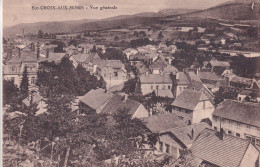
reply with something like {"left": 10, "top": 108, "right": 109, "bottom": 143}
{"left": 176, "top": 72, "right": 190, "bottom": 85}
{"left": 142, "top": 113, "right": 186, "bottom": 133}
{"left": 213, "top": 100, "right": 260, "bottom": 127}
{"left": 149, "top": 61, "right": 168, "bottom": 69}
{"left": 79, "top": 89, "right": 113, "bottom": 110}
{"left": 172, "top": 89, "right": 209, "bottom": 111}
{"left": 165, "top": 122, "right": 211, "bottom": 148}
{"left": 140, "top": 74, "right": 172, "bottom": 84}
{"left": 191, "top": 128, "right": 251, "bottom": 167}
{"left": 100, "top": 94, "right": 143, "bottom": 116}
{"left": 198, "top": 71, "right": 221, "bottom": 82}
{"left": 230, "top": 75, "right": 252, "bottom": 86}
{"left": 7, "top": 50, "right": 38, "bottom": 64}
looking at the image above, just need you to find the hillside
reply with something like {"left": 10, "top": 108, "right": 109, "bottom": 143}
{"left": 179, "top": 2, "right": 260, "bottom": 20}
{"left": 3, "top": 9, "right": 198, "bottom": 37}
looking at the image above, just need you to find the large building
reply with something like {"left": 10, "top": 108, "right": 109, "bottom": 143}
{"left": 3, "top": 48, "right": 39, "bottom": 89}
{"left": 171, "top": 89, "right": 215, "bottom": 125}
{"left": 212, "top": 100, "right": 260, "bottom": 149}
{"left": 139, "top": 73, "right": 173, "bottom": 97}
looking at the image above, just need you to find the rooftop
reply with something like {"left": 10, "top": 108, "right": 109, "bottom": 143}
{"left": 172, "top": 89, "right": 209, "bottom": 111}
{"left": 140, "top": 74, "right": 172, "bottom": 84}
{"left": 142, "top": 113, "right": 186, "bottom": 133}
{"left": 191, "top": 128, "right": 251, "bottom": 167}
{"left": 213, "top": 99, "right": 260, "bottom": 127}
{"left": 79, "top": 88, "right": 113, "bottom": 110}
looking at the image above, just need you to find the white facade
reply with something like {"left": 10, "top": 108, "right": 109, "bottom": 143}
{"left": 141, "top": 83, "right": 172, "bottom": 95}
{"left": 212, "top": 116, "right": 260, "bottom": 148}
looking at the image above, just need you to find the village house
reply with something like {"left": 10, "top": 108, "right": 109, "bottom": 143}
{"left": 78, "top": 88, "right": 149, "bottom": 118}
{"left": 3, "top": 47, "right": 38, "bottom": 88}
{"left": 207, "top": 59, "right": 230, "bottom": 73}
{"left": 212, "top": 100, "right": 260, "bottom": 149}
{"left": 101, "top": 60, "right": 128, "bottom": 90}
{"left": 22, "top": 91, "right": 48, "bottom": 116}
{"left": 123, "top": 48, "right": 138, "bottom": 60}
{"left": 173, "top": 71, "right": 202, "bottom": 97}
{"left": 149, "top": 61, "right": 168, "bottom": 74}
{"left": 139, "top": 73, "right": 173, "bottom": 97}
{"left": 237, "top": 79, "right": 260, "bottom": 102}
{"left": 197, "top": 70, "right": 226, "bottom": 92}
{"left": 155, "top": 122, "right": 211, "bottom": 160}
{"left": 129, "top": 53, "right": 146, "bottom": 65}
{"left": 39, "top": 52, "right": 67, "bottom": 64}
{"left": 171, "top": 89, "right": 215, "bottom": 125}
{"left": 174, "top": 128, "right": 260, "bottom": 167}
{"left": 69, "top": 53, "right": 103, "bottom": 74}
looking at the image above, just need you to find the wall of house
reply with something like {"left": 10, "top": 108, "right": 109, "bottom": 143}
{"left": 171, "top": 106, "right": 193, "bottom": 125}
{"left": 192, "top": 100, "right": 214, "bottom": 124}
{"left": 141, "top": 83, "right": 172, "bottom": 95}
{"left": 155, "top": 134, "right": 183, "bottom": 160}
{"left": 240, "top": 144, "right": 259, "bottom": 167}
{"left": 132, "top": 104, "right": 149, "bottom": 118}
{"left": 212, "top": 116, "right": 260, "bottom": 148}
{"left": 176, "top": 85, "right": 188, "bottom": 97}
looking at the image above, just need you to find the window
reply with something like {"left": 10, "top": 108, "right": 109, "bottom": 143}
{"left": 188, "top": 120, "right": 191, "bottom": 125}
{"left": 228, "top": 131, "right": 232, "bottom": 135}
{"left": 114, "top": 72, "right": 118, "bottom": 77}
{"left": 165, "top": 144, "right": 170, "bottom": 153}
{"left": 246, "top": 125, "right": 251, "bottom": 129}
{"left": 256, "top": 139, "right": 260, "bottom": 146}
{"left": 236, "top": 133, "right": 240, "bottom": 137}
{"left": 168, "top": 85, "right": 171, "bottom": 89}
{"left": 31, "top": 77, "right": 36, "bottom": 85}
{"left": 11, "top": 77, "right": 15, "bottom": 82}
{"left": 156, "top": 85, "right": 159, "bottom": 89}
{"left": 179, "top": 87, "right": 182, "bottom": 91}
{"left": 237, "top": 122, "right": 241, "bottom": 129}
{"left": 159, "top": 142, "right": 163, "bottom": 152}
{"left": 214, "top": 127, "right": 217, "bottom": 131}
{"left": 203, "top": 101, "right": 206, "bottom": 109}
{"left": 151, "top": 85, "right": 153, "bottom": 90}
{"left": 238, "top": 97, "right": 242, "bottom": 101}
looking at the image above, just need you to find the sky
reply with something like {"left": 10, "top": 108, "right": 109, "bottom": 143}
{"left": 3, "top": 0, "right": 232, "bottom": 27}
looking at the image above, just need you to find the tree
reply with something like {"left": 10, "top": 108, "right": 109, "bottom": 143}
{"left": 68, "top": 39, "right": 78, "bottom": 47}
{"left": 158, "top": 31, "right": 164, "bottom": 40}
{"left": 20, "top": 66, "right": 29, "bottom": 97}
{"left": 114, "top": 36, "right": 120, "bottom": 41}
{"left": 38, "top": 30, "right": 44, "bottom": 38}
{"left": 3, "top": 79, "right": 19, "bottom": 106}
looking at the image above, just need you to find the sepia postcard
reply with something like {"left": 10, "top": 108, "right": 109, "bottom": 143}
{"left": 2, "top": 0, "right": 260, "bottom": 166}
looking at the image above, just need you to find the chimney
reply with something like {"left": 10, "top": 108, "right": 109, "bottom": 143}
{"left": 191, "top": 128, "right": 194, "bottom": 140}
{"left": 123, "top": 94, "right": 128, "bottom": 102}
{"left": 46, "top": 48, "right": 50, "bottom": 58}
{"left": 176, "top": 72, "right": 179, "bottom": 80}
{"left": 37, "top": 46, "right": 40, "bottom": 60}
{"left": 18, "top": 48, "right": 21, "bottom": 58}
{"left": 218, "top": 128, "right": 225, "bottom": 140}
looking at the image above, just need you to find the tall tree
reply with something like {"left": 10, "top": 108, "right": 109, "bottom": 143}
{"left": 20, "top": 66, "right": 29, "bottom": 97}
{"left": 3, "top": 79, "right": 19, "bottom": 106}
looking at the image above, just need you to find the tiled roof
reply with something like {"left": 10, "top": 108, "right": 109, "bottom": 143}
{"left": 165, "top": 122, "right": 211, "bottom": 148}
{"left": 172, "top": 89, "right": 209, "bottom": 111}
{"left": 149, "top": 61, "right": 168, "bottom": 69}
{"left": 162, "top": 65, "right": 178, "bottom": 75}
{"left": 198, "top": 71, "right": 221, "bottom": 81}
{"left": 7, "top": 50, "right": 38, "bottom": 64}
{"left": 22, "top": 93, "right": 45, "bottom": 107}
{"left": 39, "top": 53, "right": 66, "bottom": 63}
{"left": 105, "top": 60, "right": 125, "bottom": 69}
{"left": 210, "top": 60, "right": 230, "bottom": 67}
{"left": 191, "top": 128, "right": 251, "bottom": 167}
{"left": 176, "top": 72, "right": 190, "bottom": 85}
{"left": 142, "top": 113, "right": 186, "bottom": 133}
{"left": 140, "top": 74, "right": 172, "bottom": 84}
{"left": 230, "top": 75, "right": 252, "bottom": 86}
{"left": 79, "top": 88, "right": 113, "bottom": 110}
{"left": 71, "top": 53, "right": 89, "bottom": 63}
{"left": 213, "top": 99, "right": 260, "bottom": 127}
{"left": 100, "top": 95, "right": 143, "bottom": 116}
{"left": 156, "top": 89, "right": 174, "bottom": 98}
